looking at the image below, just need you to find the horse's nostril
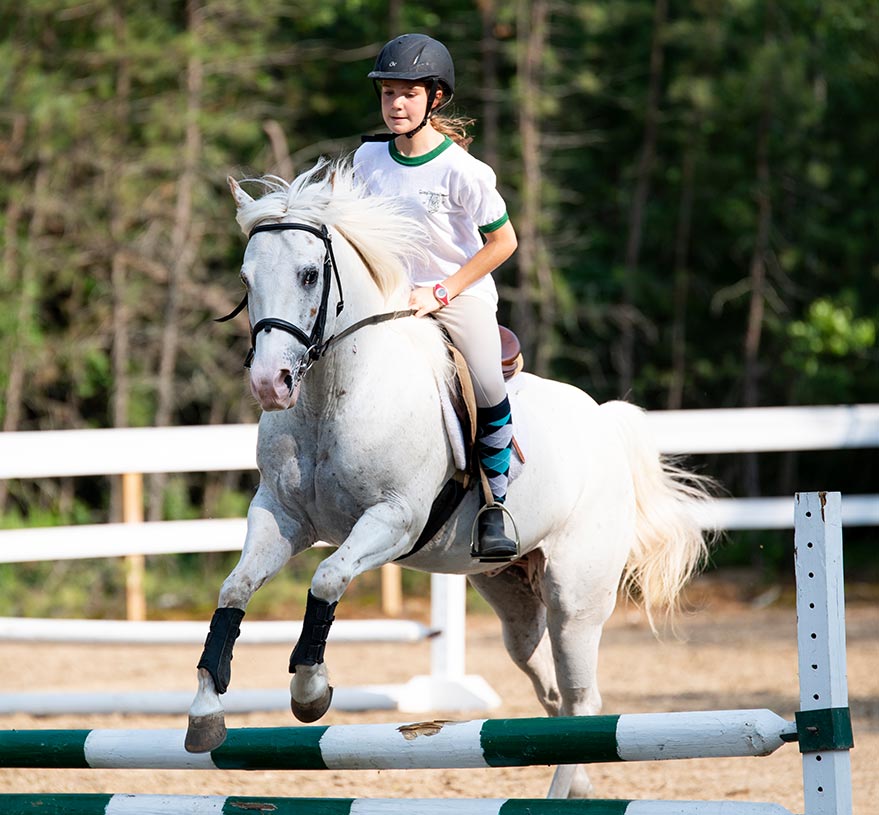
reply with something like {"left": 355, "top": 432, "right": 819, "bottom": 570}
{"left": 284, "top": 373, "right": 294, "bottom": 392}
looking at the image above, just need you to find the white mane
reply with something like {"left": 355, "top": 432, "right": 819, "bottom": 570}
{"left": 233, "top": 158, "right": 451, "bottom": 386}
{"left": 234, "top": 159, "right": 427, "bottom": 300}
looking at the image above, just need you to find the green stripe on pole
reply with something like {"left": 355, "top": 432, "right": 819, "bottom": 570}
{"left": 0, "top": 729, "right": 90, "bottom": 768}
{"left": 481, "top": 715, "right": 622, "bottom": 767}
{"left": 0, "top": 793, "right": 113, "bottom": 814}
{"left": 500, "top": 800, "right": 631, "bottom": 814}
{"left": 212, "top": 726, "right": 330, "bottom": 770}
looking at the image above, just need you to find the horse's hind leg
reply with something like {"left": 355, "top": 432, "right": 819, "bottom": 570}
{"left": 469, "top": 556, "right": 598, "bottom": 799}
{"left": 467, "top": 555, "right": 561, "bottom": 717}
{"left": 185, "top": 493, "right": 300, "bottom": 752}
{"left": 541, "top": 510, "right": 633, "bottom": 798}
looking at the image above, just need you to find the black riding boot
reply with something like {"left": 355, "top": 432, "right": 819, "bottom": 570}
{"left": 472, "top": 397, "right": 519, "bottom": 562}
{"left": 473, "top": 505, "right": 519, "bottom": 562}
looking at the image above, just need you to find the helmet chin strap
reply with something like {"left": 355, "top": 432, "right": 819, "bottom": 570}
{"left": 404, "top": 78, "right": 440, "bottom": 139}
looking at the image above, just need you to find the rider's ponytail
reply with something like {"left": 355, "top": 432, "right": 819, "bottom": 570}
{"left": 431, "top": 113, "right": 475, "bottom": 150}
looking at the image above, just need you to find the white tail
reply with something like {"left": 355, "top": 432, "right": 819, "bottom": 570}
{"left": 601, "top": 400, "right": 716, "bottom": 630}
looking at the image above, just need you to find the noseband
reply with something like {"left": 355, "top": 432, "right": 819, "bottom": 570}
{"left": 216, "top": 221, "right": 414, "bottom": 374}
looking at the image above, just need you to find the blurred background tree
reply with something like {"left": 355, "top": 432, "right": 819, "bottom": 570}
{"left": 1, "top": 0, "right": 876, "bottom": 593}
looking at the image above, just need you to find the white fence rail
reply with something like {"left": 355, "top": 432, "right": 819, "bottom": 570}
{"left": 0, "top": 404, "right": 875, "bottom": 576}
{"left": 0, "top": 404, "right": 874, "bottom": 716}
{"left": 0, "top": 405, "right": 876, "bottom": 535}
{"left": 1, "top": 404, "right": 877, "bottom": 479}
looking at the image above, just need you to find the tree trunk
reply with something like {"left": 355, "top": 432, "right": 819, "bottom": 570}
{"left": 387, "top": 1, "right": 402, "bottom": 38}
{"left": 616, "top": 0, "right": 668, "bottom": 397}
{"left": 2, "top": 125, "right": 49, "bottom": 501}
{"left": 666, "top": 141, "right": 696, "bottom": 410}
{"left": 514, "top": 0, "right": 554, "bottom": 376}
{"left": 263, "top": 120, "right": 294, "bottom": 180}
{"left": 0, "top": 118, "right": 28, "bottom": 511}
{"left": 477, "top": 0, "right": 500, "bottom": 172}
{"left": 108, "top": 6, "right": 133, "bottom": 524}
{"left": 149, "top": 0, "right": 205, "bottom": 521}
{"left": 742, "top": 7, "right": 775, "bottom": 504}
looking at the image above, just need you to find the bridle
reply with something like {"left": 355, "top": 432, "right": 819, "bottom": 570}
{"left": 216, "top": 221, "right": 414, "bottom": 376}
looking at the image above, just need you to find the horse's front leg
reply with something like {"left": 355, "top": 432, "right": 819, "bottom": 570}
{"left": 289, "top": 499, "right": 415, "bottom": 723}
{"left": 185, "top": 490, "right": 308, "bottom": 753}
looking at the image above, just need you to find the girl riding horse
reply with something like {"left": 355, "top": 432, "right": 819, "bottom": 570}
{"left": 354, "top": 33, "right": 519, "bottom": 562}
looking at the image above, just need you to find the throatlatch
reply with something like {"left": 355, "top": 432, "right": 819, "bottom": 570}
{"left": 289, "top": 590, "right": 338, "bottom": 672}
{"left": 196, "top": 606, "right": 245, "bottom": 694}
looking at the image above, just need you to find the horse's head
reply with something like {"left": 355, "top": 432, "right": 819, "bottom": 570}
{"left": 225, "top": 161, "right": 426, "bottom": 412}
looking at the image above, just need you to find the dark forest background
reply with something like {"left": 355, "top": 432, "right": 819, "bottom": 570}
{"left": 1, "top": 2, "right": 876, "bottom": 606}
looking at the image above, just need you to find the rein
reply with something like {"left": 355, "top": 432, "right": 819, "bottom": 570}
{"left": 216, "top": 221, "right": 415, "bottom": 371}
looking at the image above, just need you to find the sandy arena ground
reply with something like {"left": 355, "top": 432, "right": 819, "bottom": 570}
{"left": 0, "top": 580, "right": 876, "bottom": 812}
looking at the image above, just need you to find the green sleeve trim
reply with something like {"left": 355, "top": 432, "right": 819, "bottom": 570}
{"left": 479, "top": 212, "right": 509, "bottom": 234}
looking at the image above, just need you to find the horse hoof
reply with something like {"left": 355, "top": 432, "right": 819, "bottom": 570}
{"left": 291, "top": 685, "right": 334, "bottom": 722}
{"left": 184, "top": 713, "right": 227, "bottom": 753}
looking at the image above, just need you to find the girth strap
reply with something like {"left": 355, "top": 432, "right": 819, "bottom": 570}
{"left": 395, "top": 476, "right": 474, "bottom": 562}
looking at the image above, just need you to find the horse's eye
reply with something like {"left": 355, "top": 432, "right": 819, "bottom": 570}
{"left": 302, "top": 268, "right": 319, "bottom": 286}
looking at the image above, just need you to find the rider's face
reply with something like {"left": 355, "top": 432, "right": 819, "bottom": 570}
{"left": 380, "top": 80, "right": 441, "bottom": 133}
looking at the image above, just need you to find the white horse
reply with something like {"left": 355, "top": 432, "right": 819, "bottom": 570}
{"left": 186, "top": 159, "right": 713, "bottom": 798}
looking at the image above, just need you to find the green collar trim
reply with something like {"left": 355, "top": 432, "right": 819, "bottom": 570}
{"left": 389, "top": 136, "right": 453, "bottom": 166}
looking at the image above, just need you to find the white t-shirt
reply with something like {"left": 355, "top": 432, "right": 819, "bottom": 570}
{"left": 353, "top": 136, "right": 510, "bottom": 308}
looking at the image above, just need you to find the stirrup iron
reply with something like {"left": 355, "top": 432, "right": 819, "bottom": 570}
{"left": 470, "top": 502, "right": 520, "bottom": 562}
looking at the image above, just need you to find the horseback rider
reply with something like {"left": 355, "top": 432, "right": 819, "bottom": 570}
{"left": 353, "top": 33, "right": 519, "bottom": 561}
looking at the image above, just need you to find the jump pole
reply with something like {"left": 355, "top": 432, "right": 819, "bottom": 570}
{"left": 0, "top": 795, "right": 795, "bottom": 814}
{"left": 0, "top": 573, "right": 500, "bottom": 716}
{"left": 0, "top": 709, "right": 793, "bottom": 770}
{"left": 0, "top": 493, "right": 853, "bottom": 814}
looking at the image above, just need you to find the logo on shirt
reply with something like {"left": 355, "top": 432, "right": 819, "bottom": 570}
{"left": 419, "top": 190, "right": 447, "bottom": 214}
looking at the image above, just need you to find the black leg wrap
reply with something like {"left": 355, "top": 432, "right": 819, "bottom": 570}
{"left": 196, "top": 606, "right": 245, "bottom": 695}
{"left": 289, "top": 590, "right": 338, "bottom": 673}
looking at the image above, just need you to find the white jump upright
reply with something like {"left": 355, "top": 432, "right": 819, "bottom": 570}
{"left": 794, "top": 492, "right": 853, "bottom": 815}
{"left": 0, "top": 571, "right": 499, "bottom": 717}
{"left": 0, "top": 492, "right": 855, "bottom": 815}
{"left": 393, "top": 573, "right": 500, "bottom": 713}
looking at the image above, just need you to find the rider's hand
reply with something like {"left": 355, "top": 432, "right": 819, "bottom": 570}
{"left": 410, "top": 286, "right": 443, "bottom": 318}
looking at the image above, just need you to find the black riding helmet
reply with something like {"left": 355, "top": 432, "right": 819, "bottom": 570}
{"left": 368, "top": 34, "right": 455, "bottom": 138}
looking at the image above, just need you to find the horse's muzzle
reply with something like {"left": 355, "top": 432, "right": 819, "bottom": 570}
{"left": 249, "top": 362, "right": 303, "bottom": 411}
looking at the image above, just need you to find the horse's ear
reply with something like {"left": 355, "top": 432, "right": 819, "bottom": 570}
{"left": 228, "top": 176, "right": 254, "bottom": 210}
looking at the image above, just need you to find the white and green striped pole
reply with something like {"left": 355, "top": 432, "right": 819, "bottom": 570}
{"left": 0, "top": 794, "right": 795, "bottom": 814}
{"left": 0, "top": 709, "right": 792, "bottom": 771}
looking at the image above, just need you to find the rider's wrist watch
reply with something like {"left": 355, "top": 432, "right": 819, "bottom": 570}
{"left": 433, "top": 283, "right": 450, "bottom": 307}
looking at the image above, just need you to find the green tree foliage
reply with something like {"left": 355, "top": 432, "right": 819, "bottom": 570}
{"left": 1, "top": 1, "right": 876, "bottom": 543}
